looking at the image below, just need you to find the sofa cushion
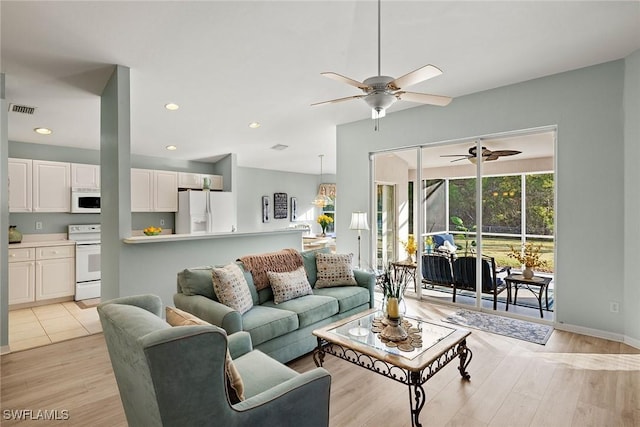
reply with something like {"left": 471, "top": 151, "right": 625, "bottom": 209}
{"left": 177, "top": 266, "right": 216, "bottom": 300}
{"left": 267, "top": 267, "right": 313, "bottom": 304}
{"left": 232, "top": 349, "right": 299, "bottom": 399}
{"left": 241, "top": 306, "right": 299, "bottom": 346}
{"left": 262, "top": 295, "right": 338, "bottom": 328}
{"left": 300, "top": 247, "right": 331, "bottom": 287}
{"left": 312, "top": 286, "right": 370, "bottom": 313}
{"left": 315, "top": 253, "right": 357, "bottom": 288}
{"left": 212, "top": 263, "right": 254, "bottom": 315}
{"left": 164, "top": 306, "right": 245, "bottom": 403}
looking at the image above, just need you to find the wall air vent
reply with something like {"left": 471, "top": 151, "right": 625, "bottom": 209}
{"left": 9, "top": 103, "right": 36, "bottom": 115}
{"left": 271, "top": 144, "right": 289, "bottom": 151}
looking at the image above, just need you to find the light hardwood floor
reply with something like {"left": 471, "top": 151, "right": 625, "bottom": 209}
{"left": 1, "top": 300, "right": 638, "bottom": 427}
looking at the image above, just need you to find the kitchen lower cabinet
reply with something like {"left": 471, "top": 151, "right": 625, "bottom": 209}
{"left": 8, "top": 244, "right": 75, "bottom": 306}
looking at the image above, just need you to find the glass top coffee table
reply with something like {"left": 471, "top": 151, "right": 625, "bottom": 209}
{"left": 313, "top": 308, "right": 472, "bottom": 427}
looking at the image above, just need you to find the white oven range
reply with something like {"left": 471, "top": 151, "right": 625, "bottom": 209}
{"left": 68, "top": 224, "right": 101, "bottom": 301}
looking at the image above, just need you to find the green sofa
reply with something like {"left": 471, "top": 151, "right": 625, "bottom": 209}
{"left": 98, "top": 294, "right": 331, "bottom": 427}
{"left": 174, "top": 249, "right": 376, "bottom": 363}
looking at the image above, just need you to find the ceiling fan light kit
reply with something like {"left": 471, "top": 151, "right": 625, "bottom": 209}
{"left": 312, "top": 0, "right": 452, "bottom": 129}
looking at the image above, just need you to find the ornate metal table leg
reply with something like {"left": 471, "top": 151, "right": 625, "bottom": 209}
{"left": 457, "top": 339, "right": 472, "bottom": 380}
{"left": 408, "top": 371, "right": 426, "bottom": 427}
{"left": 313, "top": 337, "right": 326, "bottom": 367}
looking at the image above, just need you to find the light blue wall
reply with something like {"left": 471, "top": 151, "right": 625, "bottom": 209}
{"left": 337, "top": 60, "right": 628, "bottom": 337}
{"left": 236, "top": 166, "right": 336, "bottom": 234}
{"left": 624, "top": 49, "right": 640, "bottom": 345}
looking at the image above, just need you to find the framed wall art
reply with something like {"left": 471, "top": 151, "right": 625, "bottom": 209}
{"left": 273, "top": 192, "right": 288, "bottom": 219}
{"left": 262, "top": 195, "right": 270, "bottom": 223}
{"left": 290, "top": 197, "right": 297, "bottom": 221}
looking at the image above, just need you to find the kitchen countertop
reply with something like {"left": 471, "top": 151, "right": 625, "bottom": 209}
{"left": 123, "top": 228, "right": 304, "bottom": 244}
{"left": 9, "top": 233, "right": 75, "bottom": 249}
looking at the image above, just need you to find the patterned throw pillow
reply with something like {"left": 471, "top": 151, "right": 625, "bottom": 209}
{"left": 211, "top": 263, "right": 254, "bottom": 315}
{"left": 165, "top": 306, "right": 245, "bottom": 403}
{"left": 315, "top": 253, "right": 357, "bottom": 288}
{"left": 267, "top": 267, "right": 313, "bottom": 304}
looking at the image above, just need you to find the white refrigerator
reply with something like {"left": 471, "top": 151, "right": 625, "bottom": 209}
{"left": 176, "top": 190, "right": 235, "bottom": 234}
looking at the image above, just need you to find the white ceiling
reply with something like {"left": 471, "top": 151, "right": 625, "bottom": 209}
{"left": 2, "top": 1, "right": 639, "bottom": 175}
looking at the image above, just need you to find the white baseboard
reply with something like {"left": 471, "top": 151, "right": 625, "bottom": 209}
{"left": 555, "top": 323, "right": 640, "bottom": 348}
{"left": 0, "top": 344, "right": 11, "bottom": 355}
{"left": 624, "top": 335, "right": 640, "bottom": 350}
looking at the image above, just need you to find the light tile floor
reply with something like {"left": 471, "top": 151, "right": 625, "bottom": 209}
{"left": 8, "top": 301, "right": 102, "bottom": 352}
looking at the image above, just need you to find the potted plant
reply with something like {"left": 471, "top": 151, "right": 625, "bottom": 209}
{"left": 381, "top": 265, "right": 407, "bottom": 319}
{"left": 316, "top": 214, "right": 333, "bottom": 237}
{"left": 451, "top": 216, "right": 476, "bottom": 256}
{"left": 508, "top": 242, "right": 547, "bottom": 279}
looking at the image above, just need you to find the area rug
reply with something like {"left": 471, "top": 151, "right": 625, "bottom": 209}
{"left": 444, "top": 309, "right": 553, "bottom": 345}
{"left": 76, "top": 298, "right": 101, "bottom": 309}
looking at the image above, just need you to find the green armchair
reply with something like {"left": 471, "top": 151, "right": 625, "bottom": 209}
{"left": 98, "top": 295, "right": 331, "bottom": 427}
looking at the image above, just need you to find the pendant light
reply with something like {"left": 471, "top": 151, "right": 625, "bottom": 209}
{"left": 312, "top": 154, "right": 332, "bottom": 208}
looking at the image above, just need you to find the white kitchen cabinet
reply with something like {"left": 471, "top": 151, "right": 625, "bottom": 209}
{"left": 154, "top": 170, "right": 178, "bottom": 212}
{"left": 32, "top": 160, "right": 71, "bottom": 212}
{"left": 178, "top": 172, "right": 223, "bottom": 190}
{"left": 71, "top": 163, "right": 100, "bottom": 188}
{"left": 9, "top": 244, "right": 75, "bottom": 305}
{"left": 203, "top": 174, "right": 224, "bottom": 191}
{"left": 131, "top": 168, "right": 178, "bottom": 212}
{"left": 8, "top": 248, "right": 36, "bottom": 305}
{"left": 8, "top": 158, "right": 33, "bottom": 212}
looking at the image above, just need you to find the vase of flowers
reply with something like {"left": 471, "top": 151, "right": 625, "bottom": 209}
{"left": 508, "top": 242, "right": 547, "bottom": 279}
{"left": 316, "top": 214, "right": 333, "bottom": 237}
{"left": 400, "top": 234, "right": 417, "bottom": 263}
{"left": 425, "top": 235, "right": 434, "bottom": 254}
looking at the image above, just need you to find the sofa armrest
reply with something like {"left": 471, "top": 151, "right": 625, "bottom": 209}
{"left": 233, "top": 368, "right": 331, "bottom": 426}
{"left": 173, "top": 293, "right": 243, "bottom": 334}
{"left": 227, "top": 331, "right": 253, "bottom": 359}
{"left": 354, "top": 269, "right": 376, "bottom": 308}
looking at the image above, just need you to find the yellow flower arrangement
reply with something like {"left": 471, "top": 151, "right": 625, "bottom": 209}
{"left": 316, "top": 214, "right": 334, "bottom": 234}
{"left": 143, "top": 226, "right": 162, "bottom": 236}
{"left": 401, "top": 234, "right": 417, "bottom": 255}
{"left": 508, "top": 242, "right": 547, "bottom": 268}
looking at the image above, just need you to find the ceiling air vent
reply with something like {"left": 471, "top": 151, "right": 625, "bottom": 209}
{"left": 9, "top": 103, "right": 36, "bottom": 115}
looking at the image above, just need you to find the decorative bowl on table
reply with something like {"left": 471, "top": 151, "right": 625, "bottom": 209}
{"left": 143, "top": 226, "right": 162, "bottom": 236}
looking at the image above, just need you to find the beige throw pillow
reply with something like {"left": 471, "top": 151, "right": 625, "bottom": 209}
{"left": 211, "top": 263, "right": 253, "bottom": 315}
{"left": 267, "top": 266, "right": 313, "bottom": 304}
{"left": 315, "top": 253, "right": 357, "bottom": 288}
{"left": 165, "top": 306, "right": 245, "bottom": 403}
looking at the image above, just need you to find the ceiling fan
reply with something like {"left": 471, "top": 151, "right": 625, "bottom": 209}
{"left": 311, "top": 0, "right": 452, "bottom": 129}
{"left": 441, "top": 146, "right": 522, "bottom": 163}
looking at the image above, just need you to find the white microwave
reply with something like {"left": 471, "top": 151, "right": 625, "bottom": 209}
{"left": 71, "top": 187, "right": 101, "bottom": 213}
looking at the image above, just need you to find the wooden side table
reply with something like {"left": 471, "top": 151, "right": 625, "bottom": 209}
{"left": 391, "top": 260, "right": 418, "bottom": 292}
{"left": 504, "top": 274, "right": 552, "bottom": 318}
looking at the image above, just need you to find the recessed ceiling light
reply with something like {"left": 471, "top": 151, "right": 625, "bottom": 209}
{"left": 165, "top": 103, "right": 180, "bottom": 111}
{"left": 271, "top": 144, "right": 288, "bottom": 151}
{"left": 166, "top": 145, "right": 177, "bottom": 151}
{"left": 34, "top": 127, "right": 52, "bottom": 135}
{"left": 248, "top": 122, "right": 261, "bottom": 129}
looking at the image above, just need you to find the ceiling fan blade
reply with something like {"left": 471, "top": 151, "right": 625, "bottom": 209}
{"left": 486, "top": 154, "right": 500, "bottom": 161}
{"left": 388, "top": 64, "right": 443, "bottom": 90}
{"left": 321, "top": 72, "right": 370, "bottom": 91}
{"left": 440, "top": 154, "right": 468, "bottom": 157}
{"left": 396, "top": 91, "right": 452, "bottom": 107}
{"left": 311, "top": 95, "right": 364, "bottom": 107}
{"left": 491, "top": 150, "right": 522, "bottom": 157}
{"left": 450, "top": 157, "right": 471, "bottom": 163}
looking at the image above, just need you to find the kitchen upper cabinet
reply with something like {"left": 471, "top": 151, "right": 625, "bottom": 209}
{"left": 8, "top": 158, "right": 32, "bottom": 212}
{"left": 32, "top": 160, "right": 71, "bottom": 212}
{"left": 131, "top": 168, "right": 177, "bottom": 212}
{"left": 178, "top": 172, "right": 223, "bottom": 190}
{"left": 71, "top": 163, "right": 100, "bottom": 188}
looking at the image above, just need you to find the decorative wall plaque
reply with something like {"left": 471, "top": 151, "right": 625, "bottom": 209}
{"left": 273, "top": 192, "right": 288, "bottom": 219}
{"left": 262, "top": 195, "right": 270, "bottom": 223}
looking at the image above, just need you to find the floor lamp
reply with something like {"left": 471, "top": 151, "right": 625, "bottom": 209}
{"left": 349, "top": 211, "right": 369, "bottom": 270}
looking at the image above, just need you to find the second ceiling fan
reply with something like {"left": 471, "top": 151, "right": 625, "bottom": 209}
{"left": 312, "top": 0, "right": 452, "bottom": 127}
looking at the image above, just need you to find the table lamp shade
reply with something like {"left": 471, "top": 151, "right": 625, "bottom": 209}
{"left": 349, "top": 212, "right": 369, "bottom": 231}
